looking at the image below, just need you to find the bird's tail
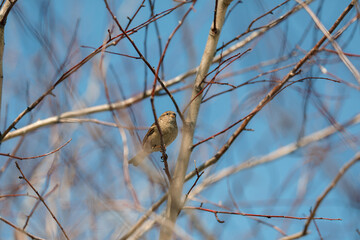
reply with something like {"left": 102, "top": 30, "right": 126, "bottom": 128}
{"left": 128, "top": 151, "right": 148, "bottom": 166}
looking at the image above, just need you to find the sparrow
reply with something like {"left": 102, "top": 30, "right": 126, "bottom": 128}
{"left": 129, "top": 111, "right": 178, "bottom": 166}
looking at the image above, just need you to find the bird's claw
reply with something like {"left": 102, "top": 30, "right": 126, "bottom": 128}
{"left": 161, "top": 153, "right": 168, "bottom": 161}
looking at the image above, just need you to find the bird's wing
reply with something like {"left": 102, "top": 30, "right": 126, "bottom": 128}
{"left": 142, "top": 124, "right": 155, "bottom": 146}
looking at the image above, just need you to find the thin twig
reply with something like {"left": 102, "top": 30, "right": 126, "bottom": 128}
{"left": 23, "top": 184, "right": 59, "bottom": 230}
{"left": 0, "top": 216, "right": 45, "bottom": 240}
{"left": 302, "top": 152, "right": 360, "bottom": 235}
{"left": 313, "top": 219, "right": 323, "bottom": 240}
{"left": 103, "top": 0, "right": 185, "bottom": 123}
{"left": 184, "top": 49, "right": 251, "bottom": 113}
{"left": 184, "top": 164, "right": 204, "bottom": 203}
{"left": 0, "top": 139, "right": 71, "bottom": 160}
{"left": 226, "top": 181, "right": 287, "bottom": 236}
{"left": 0, "top": 193, "right": 38, "bottom": 199}
{"left": 217, "top": 0, "right": 315, "bottom": 51}
{"left": 15, "top": 162, "right": 70, "bottom": 240}
{"left": 296, "top": 0, "right": 360, "bottom": 85}
{"left": 247, "top": 0, "right": 291, "bottom": 31}
{"left": 281, "top": 152, "right": 360, "bottom": 240}
{"left": 161, "top": 154, "right": 172, "bottom": 182}
{"left": 191, "top": 115, "right": 250, "bottom": 150}
{"left": 184, "top": 206, "right": 341, "bottom": 222}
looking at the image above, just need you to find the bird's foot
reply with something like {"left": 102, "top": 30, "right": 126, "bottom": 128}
{"left": 161, "top": 153, "right": 168, "bottom": 161}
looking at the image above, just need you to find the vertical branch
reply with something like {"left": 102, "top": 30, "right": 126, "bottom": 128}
{"left": 0, "top": 22, "right": 3, "bottom": 124}
{"left": 159, "top": 0, "right": 233, "bottom": 239}
{"left": 0, "top": 0, "right": 17, "bottom": 124}
{"left": 98, "top": 41, "right": 140, "bottom": 207}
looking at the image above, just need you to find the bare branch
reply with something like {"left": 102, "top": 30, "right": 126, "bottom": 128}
{"left": 281, "top": 152, "right": 360, "bottom": 239}
{"left": 0, "top": 139, "right": 71, "bottom": 160}
{"left": 15, "top": 162, "right": 70, "bottom": 240}
{"left": 296, "top": 0, "right": 360, "bottom": 85}
{"left": 184, "top": 206, "right": 341, "bottom": 221}
{"left": 0, "top": 0, "right": 18, "bottom": 124}
{"left": 160, "top": 1, "right": 234, "bottom": 239}
{"left": 0, "top": 216, "right": 45, "bottom": 240}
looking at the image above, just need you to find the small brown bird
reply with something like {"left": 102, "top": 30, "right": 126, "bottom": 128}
{"left": 129, "top": 111, "right": 178, "bottom": 166}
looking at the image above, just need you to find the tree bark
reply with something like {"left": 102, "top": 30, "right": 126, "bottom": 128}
{"left": 159, "top": 0, "right": 234, "bottom": 239}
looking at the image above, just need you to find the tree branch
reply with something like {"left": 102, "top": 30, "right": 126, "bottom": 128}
{"left": 159, "top": 0, "right": 234, "bottom": 239}
{"left": 0, "top": 0, "right": 18, "bottom": 128}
